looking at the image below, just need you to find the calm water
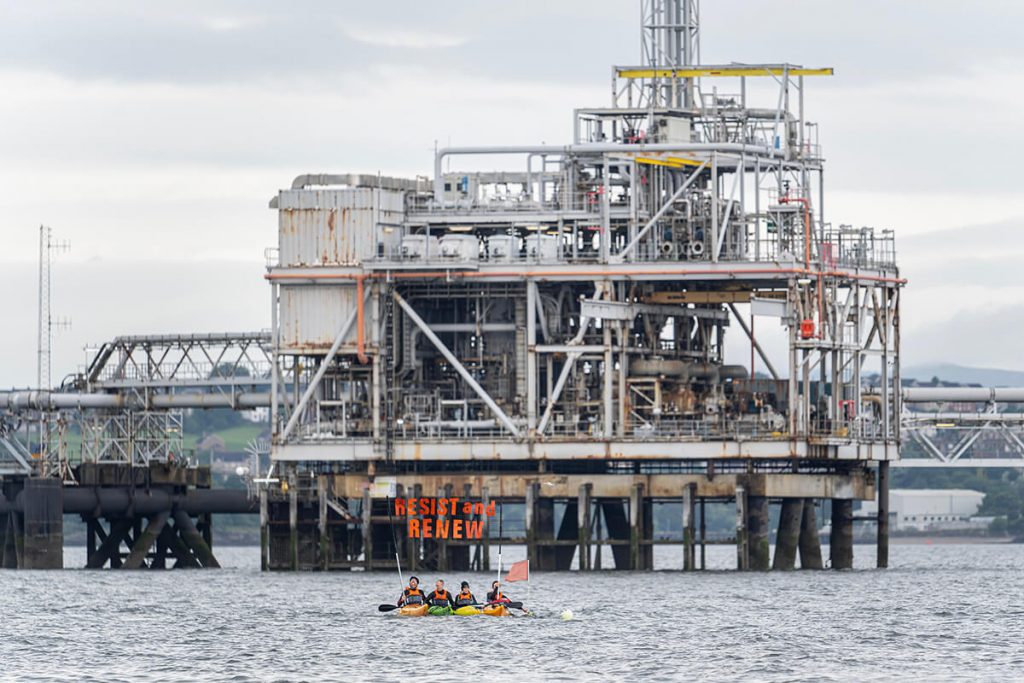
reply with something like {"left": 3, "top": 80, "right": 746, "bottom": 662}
{"left": 1, "top": 544, "right": 1022, "bottom": 682}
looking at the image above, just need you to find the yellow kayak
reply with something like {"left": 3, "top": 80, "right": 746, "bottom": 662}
{"left": 398, "top": 604, "right": 429, "bottom": 617}
{"left": 454, "top": 606, "right": 481, "bottom": 616}
{"left": 482, "top": 604, "right": 511, "bottom": 617}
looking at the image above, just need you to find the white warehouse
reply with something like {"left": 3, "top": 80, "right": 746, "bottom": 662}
{"left": 862, "top": 489, "right": 986, "bottom": 531}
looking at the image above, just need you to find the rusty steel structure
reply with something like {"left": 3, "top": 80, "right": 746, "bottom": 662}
{"left": 259, "top": 0, "right": 903, "bottom": 572}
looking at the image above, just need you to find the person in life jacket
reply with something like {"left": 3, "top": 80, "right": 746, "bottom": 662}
{"left": 486, "top": 580, "right": 511, "bottom": 604}
{"left": 398, "top": 576, "right": 425, "bottom": 606}
{"left": 425, "top": 579, "right": 455, "bottom": 609}
{"left": 453, "top": 581, "right": 477, "bottom": 607}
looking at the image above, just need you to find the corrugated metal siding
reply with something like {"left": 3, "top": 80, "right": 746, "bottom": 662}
{"left": 277, "top": 188, "right": 405, "bottom": 266}
{"left": 278, "top": 285, "right": 380, "bottom": 353}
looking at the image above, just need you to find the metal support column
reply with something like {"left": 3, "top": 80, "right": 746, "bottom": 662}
{"left": 877, "top": 462, "right": 890, "bottom": 569}
{"left": 830, "top": 499, "right": 853, "bottom": 570}
{"left": 773, "top": 498, "right": 803, "bottom": 570}
{"left": 682, "top": 482, "right": 696, "bottom": 571}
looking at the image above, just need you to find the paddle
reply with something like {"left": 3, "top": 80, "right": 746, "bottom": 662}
{"left": 378, "top": 604, "right": 401, "bottom": 612}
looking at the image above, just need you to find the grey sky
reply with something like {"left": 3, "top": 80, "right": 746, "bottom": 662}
{"left": 2, "top": 1, "right": 1023, "bottom": 385}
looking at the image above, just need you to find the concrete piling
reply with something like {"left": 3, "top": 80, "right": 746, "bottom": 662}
{"left": 830, "top": 499, "right": 854, "bottom": 570}
{"left": 877, "top": 462, "right": 890, "bottom": 569}
{"left": 259, "top": 488, "right": 269, "bottom": 571}
{"left": 735, "top": 485, "right": 749, "bottom": 570}
{"left": 630, "top": 484, "right": 644, "bottom": 570}
{"left": 798, "top": 499, "right": 824, "bottom": 569}
{"left": 747, "top": 495, "right": 770, "bottom": 571}
{"left": 318, "top": 476, "right": 329, "bottom": 570}
{"left": 360, "top": 486, "right": 371, "bottom": 571}
{"left": 772, "top": 498, "right": 804, "bottom": 570}
{"left": 682, "top": 483, "right": 696, "bottom": 571}
{"left": 578, "top": 483, "right": 591, "bottom": 571}
{"left": 525, "top": 481, "right": 539, "bottom": 569}
{"left": 699, "top": 497, "right": 706, "bottom": 570}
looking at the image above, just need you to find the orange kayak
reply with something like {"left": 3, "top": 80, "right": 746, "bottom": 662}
{"left": 482, "top": 604, "right": 511, "bottom": 617}
{"left": 398, "top": 604, "right": 429, "bottom": 617}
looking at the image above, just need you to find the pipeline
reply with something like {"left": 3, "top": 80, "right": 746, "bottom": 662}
{"left": 0, "top": 390, "right": 272, "bottom": 411}
{"left": 432, "top": 142, "right": 786, "bottom": 204}
{"left": 0, "top": 487, "right": 257, "bottom": 515}
{"left": 267, "top": 266, "right": 906, "bottom": 286}
{"left": 356, "top": 275, "right": 368, "bottom": 364}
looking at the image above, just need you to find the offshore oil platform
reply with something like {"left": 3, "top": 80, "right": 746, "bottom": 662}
{"left": 0, "top": 1, "right": 904, "bottom": 572}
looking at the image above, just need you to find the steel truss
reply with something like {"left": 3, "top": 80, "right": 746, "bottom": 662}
{"left": 0, "top": 332, "right": 274, "bottom": 477}
{"left": 900, "top": 409, "right": 1024, "bottom": 468}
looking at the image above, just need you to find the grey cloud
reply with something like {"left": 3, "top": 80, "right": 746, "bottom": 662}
{"left": 0, "top": 1, "right": 636, "bottom": 86}
{"left": 4, "top": 1, "right": 1021, "bottom": 87}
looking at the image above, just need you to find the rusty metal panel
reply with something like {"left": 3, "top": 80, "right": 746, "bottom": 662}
{"left": 277, "top": 188, "right": 405, "bottom": 266}
{"left": 278, "top": 285, "right": 379, "bottom": 353}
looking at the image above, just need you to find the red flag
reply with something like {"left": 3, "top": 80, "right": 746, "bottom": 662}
{"left": 505, "top": 559, "right": 529, "bottom": 582}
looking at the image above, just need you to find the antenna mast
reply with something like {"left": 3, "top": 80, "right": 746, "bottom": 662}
{"left": 641, "top": 0, "right": 700, "bottom": 108}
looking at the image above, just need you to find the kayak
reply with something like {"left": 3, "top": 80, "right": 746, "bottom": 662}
{"left": 427, "top": 606, "right": 454, "bottom": 616}
{"left": 454, "top": 606, "right": 481, "bottom": 616}
{"left": 399, "top": 604, "right": 429, "bottom": 617}
{"left": 482, "top": 604, "right": 511, "bottom": 617}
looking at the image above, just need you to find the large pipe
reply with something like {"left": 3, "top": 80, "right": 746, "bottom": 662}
{"left": 0, "top": 391, "right": 272, "bottom": 411}
{"left": 0, "top": 487, "right": 256, "bottom": 515}
{"left": 268, "top": 266, "right": 906, "bottom": 287}
{"left": 891, "top": 387, "right": 1024, "bottom": 403}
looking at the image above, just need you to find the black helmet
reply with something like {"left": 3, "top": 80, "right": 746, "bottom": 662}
{"left": 461, "top": 581, "right": 470, "bottom": 588}
{"left": 409, "top": 576, "right": 420, "bottom": 584}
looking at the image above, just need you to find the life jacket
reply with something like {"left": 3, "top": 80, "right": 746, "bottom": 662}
{"left": 403, "top": 587, "right": 424, "bottom": 605}
{"left": 489, "top": 589, "right": 506, "bottom": 603}
{"left": 429, "top": 589, "right": 451, "bottom": 606}
{"left": 455, "top": 591, "right": 475, "bottom": 607}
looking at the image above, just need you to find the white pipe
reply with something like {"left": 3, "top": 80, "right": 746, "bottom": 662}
{"left": 0, "top": 390, "right": 272, "bottom": 410}
{"left": 894, "top": 387, "right": 1024, "bottom": 403}
{"left": 433, "top": 143, "right": 783, "bottom": 205}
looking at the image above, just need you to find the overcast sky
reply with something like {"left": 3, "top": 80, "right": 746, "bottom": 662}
{"left": 2, "top": 0, "right": 1023, "bottom": 386}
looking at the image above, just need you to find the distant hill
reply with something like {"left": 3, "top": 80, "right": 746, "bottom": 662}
{"left": 903, "top": 363, "right": 1024, "bottom": 387}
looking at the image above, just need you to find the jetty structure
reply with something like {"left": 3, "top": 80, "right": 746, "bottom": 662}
{"left": 1, "top": 1, "right": 906, "bottom": 571}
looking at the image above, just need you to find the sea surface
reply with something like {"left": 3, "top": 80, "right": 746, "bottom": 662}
{"left": 1, "top": 543, "right": 1022, "bottom": 682}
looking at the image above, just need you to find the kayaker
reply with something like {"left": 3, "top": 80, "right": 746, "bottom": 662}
{"left": 486, "top": 580, "right": 511, "bottom": 604}
{"left": 453, "top": 581, "right": 477, "bottom": 608}
{"left": 397, "top": 576, "right": 425, "bottom": 606}
{"left": 425, "top": 579, "right": 455, "bottom": 609}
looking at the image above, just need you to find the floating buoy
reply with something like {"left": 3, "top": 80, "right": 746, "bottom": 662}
{"left": 560, "top": 609, "right": 573, "bottom": 621}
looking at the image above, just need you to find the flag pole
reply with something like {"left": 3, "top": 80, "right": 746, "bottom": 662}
{"left": 386, "top": 494, "right": 404, "bottom": 591}
{"left": 496, "top": 499, "right": 503, "bottom": 587}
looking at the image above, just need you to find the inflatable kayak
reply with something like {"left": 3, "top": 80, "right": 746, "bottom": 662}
{"left": 427, "top": 606, "right": 454, "bottom": 616}
{"left": 454, "top": 606, "right": 481, "bottom": 616}
{"left": 482, "top": 604, "right": 511, "bottom": 617}
{"left": 398, "top": 604, "right": 428, "bottom": 617}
